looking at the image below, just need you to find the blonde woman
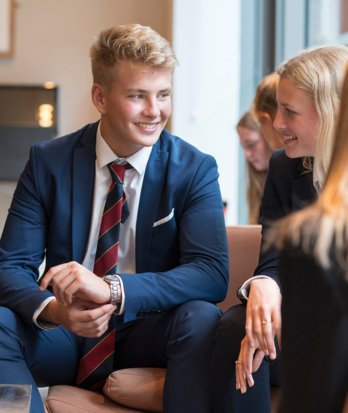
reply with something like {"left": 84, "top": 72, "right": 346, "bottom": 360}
{"left": 211, "top": 45, "right": 348, "bottom": 413}
{"left": 273, "top": 65, "right": 348, "bottom": 413}
{"left": 237, "top": 73, "right": 282, "bottom": 224}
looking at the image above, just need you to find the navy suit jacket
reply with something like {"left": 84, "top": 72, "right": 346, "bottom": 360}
{"left": 0, "top": 122, "right": 228, "bottom": 324}
{"left": 253, "top": 149, "right": 317, "bottom": 285}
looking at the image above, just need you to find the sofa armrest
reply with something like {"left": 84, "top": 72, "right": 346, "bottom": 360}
{"left": 103, "top": 368, "right": 166, "bottom": 413}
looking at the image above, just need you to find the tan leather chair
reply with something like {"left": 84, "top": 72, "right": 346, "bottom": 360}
{"left": 218, "top": 225, "right": 261, "bottom": 311}
{"left": 45, "top": 368, "right": 165, "bottom": 412}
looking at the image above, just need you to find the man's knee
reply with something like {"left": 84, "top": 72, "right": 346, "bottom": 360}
{"left": 0, "top": 306, "right": 26, "bottom": 352}
{"left": 177, "top": 300, "right": 221, "bottom": 321}
{"left": 0, "top": 306, "right": 20, "bottom": 331}
{"left": 213, "top": 304, "right": 246, "bottom": 348}
{"left": 171, "top": 300, "right": 221, "bottom": 342}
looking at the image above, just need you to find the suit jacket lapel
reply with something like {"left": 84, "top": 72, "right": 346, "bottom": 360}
{"left": 71, "top": 123, "right": 97, "bottom": 263}
{"left": 135, "top": 144, "right": 169, "bottom": 272}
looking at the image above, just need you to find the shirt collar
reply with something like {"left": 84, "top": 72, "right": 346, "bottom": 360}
{"left": 96, "top": 123, "right": 152, "bottom": 176}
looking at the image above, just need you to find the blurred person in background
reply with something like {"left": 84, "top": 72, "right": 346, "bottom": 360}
{"left": 237, "top": 73, "right": 283, "bottom": 224}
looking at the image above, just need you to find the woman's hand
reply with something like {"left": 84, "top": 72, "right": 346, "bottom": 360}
{"left": 235, "top": 335, "right": 266, "bottom": 393}
{"left": 245, "top": 278, "right": 282, "bottom": 358}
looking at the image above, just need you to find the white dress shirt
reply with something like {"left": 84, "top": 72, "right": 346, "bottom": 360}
{"left": 83, "top": 125, "right": 152, "bottom": 274}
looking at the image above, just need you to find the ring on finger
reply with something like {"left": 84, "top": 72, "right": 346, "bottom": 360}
{"left": 261, "top": 319, "right": 270, "bottom": 325}
{"left": 235, "top": 360, "right": 243, "bottom": 366}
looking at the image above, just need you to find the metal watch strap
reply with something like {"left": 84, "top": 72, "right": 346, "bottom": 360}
{"left": 103, "top": 275, "right": 122, "bottom": 306}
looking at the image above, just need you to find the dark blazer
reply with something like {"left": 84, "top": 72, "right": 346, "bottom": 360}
{"left": 253, "top": 149, "right": 317, "bottom": 284}
{"left": 278, "top": 245, "right": 348, "bottom": 413}
{"left": 0, "top": 122, "right": 229, "bottom": 324}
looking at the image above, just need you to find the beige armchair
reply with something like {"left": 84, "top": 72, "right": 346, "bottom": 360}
{"left": 45, "top": 225, "right": 264, "bottom": 413}
{"left": 45, "top": 368, "right": 166, "bottom": 412}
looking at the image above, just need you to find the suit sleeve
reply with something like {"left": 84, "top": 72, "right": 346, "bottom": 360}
{"left": 120, "top": 155, "right": 229, "bottom": 323}
{"left": 252, "top": 152, "right": 298, "bottom": 284}
{"left": 0, "top": 146, "right": 53, "bottom": 322}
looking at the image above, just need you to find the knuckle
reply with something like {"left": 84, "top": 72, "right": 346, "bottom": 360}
{"left": 96, "top": 326, "right": 107, "bottom": 337}
{"left": 70, "top": 262, "right": 80, "bottom": 273}
{"left": 85, "top": 313, "right": 95, "bottom": 322}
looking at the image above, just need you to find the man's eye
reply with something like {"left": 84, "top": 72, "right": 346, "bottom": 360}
{"left": 158, "top": 93, "right": 170, "bottom": 99}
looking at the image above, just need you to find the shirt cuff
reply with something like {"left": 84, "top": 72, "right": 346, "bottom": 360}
{"left": 33, "top": 296, "right": 59, "bottom": 330}
{"left": 237, "top": 275, "right": 278, "bottom": 301}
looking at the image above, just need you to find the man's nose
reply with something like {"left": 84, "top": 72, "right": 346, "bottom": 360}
{"left": 143, "top": 97, "right": 160, "bottom": 117}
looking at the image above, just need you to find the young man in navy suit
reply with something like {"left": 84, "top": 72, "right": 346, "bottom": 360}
{"left": 0, "top": 24, "right": 228, "bottom": 413}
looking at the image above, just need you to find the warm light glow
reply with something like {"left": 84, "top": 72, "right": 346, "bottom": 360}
{"left": 43, "top": 81, "right": 56, "bottom": 89}
{"left": 37, "top": 104, "right": 54, "bottom": 127}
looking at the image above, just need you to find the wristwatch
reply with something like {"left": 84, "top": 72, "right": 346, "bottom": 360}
{"left": 103, "top": 274, "right": 122, "bottom": 307}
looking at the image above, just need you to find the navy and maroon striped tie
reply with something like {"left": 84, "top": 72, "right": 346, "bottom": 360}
{"left": 76, "top": 162, "right": 128, "bottom": 390}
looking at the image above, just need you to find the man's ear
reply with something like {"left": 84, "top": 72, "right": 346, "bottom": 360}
{"left": 91, "top": 83, "right": 106, "bottom": 114}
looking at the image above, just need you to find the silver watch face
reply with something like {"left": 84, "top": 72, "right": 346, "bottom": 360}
{"left": 103, "top": 274, "right": 119, "bottom": 283}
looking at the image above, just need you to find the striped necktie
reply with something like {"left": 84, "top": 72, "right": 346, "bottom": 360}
{"left": 76, "top": 161, "right": 128, "bottom": 390}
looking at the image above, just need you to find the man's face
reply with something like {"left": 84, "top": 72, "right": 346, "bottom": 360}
{"left": 93, "top": 62, "right": 172, "bottom": 157}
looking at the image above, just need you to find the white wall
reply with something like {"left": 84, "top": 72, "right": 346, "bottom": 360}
{"left": 0, "top": 0, "right": 171, "bottom": 136}
{"left": 171, "top": 0, "right": 241, "bottom": 224}
{"left": 0, "top": 0, "right": 242, "bottom": 223}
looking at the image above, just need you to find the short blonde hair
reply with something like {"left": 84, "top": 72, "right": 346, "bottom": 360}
{"left": 90, "top": 24, "right": 178, "bottom": 86}
{"left": 277, "top": 45, "right": 348, "bottom": 188}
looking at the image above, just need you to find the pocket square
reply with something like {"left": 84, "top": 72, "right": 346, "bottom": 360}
{"left": 153, "top": 208, "right": 174, "bottom": 227}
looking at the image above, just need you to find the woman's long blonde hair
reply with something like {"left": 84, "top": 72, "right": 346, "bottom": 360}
{"left": 276, "top": 45, "right": 348, "bottom": 188}
{"left": 274, "top": 64, "right": 348, "bottom": 280}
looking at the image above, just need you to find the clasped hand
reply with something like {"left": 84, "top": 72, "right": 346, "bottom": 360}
{"left": 39, "top": 261, "right": 115, "bottom": 337}
{"left": 235, "top": 278, "right": 282, "bottom": 393}
{"left": 40, "top": 261, "right": 110, "bottom": 305}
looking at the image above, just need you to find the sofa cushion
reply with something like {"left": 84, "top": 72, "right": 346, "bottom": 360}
{"left": 45, "top": 385, "right": 144, "bottom": 413}
{"left": 103, "top": 368, "right": 165, "bottom": 412}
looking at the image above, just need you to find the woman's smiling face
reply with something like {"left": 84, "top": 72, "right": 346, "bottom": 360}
{"left": 273, "top": 77, "right": 320, "bottom": 158}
